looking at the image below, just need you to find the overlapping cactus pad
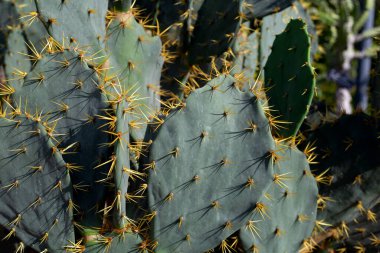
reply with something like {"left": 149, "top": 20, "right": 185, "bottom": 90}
{"left": 147, "top": 75, "right": 276, "bottom": 252}
{"left": 265, "top": 19, "right": 315, "bottom": 138}
{"left": 239, "top": 146, "right": 318, "bottom": 253}
{"left": 11, "top": 49, "right": 110, "bottom": 228}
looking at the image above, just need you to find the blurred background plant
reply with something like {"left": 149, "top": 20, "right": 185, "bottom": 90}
{"left": 304, "top": 0, "right": 380, "bottom": 114}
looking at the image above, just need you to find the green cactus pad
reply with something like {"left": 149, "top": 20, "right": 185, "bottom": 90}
{"left": 264, "top": 19, "right": 315, "bottom": 138}
{"left": 0, "top": 114, "right": 74, "bottom": 252}
{"left": 147, "top": 74, "right": 276, "bottom": 252}
{"left": 34, "top": 0, "right": 108, "bottom": 65}
{"left": 11, "top": 50, "right": 109, "bottom": 227}
{"left": 260, "top": 3, "right": 318, "bottom": 67}
{"left": 318, "top": 165, "right": 380, "bottom": 226}
{"left": 239, "top": 145, "right": 318, "bottom": 253}
{"left": 105, "top": 12, "right": 163, "bottom": 141}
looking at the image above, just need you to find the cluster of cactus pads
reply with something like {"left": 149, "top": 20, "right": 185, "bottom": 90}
{"left": 0, "top": 0, "right": 378, "bottom": 252}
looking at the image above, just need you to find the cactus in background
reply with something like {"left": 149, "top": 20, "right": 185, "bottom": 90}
{"left": 0, "top": 1, "right": 18, "bottom": 61}
{"left": 134, "top": 0, "right": 298, "bottom": 97}
{"left": 374, "top": 52, "right": 380, "bottom": 111}
{"left": 84, "top": 231, "right": 142, "bottom": 253}
{"left": 186, "top": 0, "right": 242, "bottom": 66}
{"left": 243, "top": 0, "right": 296, "bottom": 19}
{"left": 338, "top": 203, "right": 380, "bottom": 252}
{"left": 306, "top": 0, "right": 380, "bottom": 113}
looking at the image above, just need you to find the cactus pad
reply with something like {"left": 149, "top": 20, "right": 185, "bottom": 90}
{"left": 239, "top": 145, "right": 318, "bottom": 253}
{"left": 34, "top": 0, "right": 108, "bottom": 64}
{"left": 0, "top": 114, "right": 74, "bottom": 252}
{"left": 264, "top": 19, "right": 315, "bottom": 138}
{"left": 11, "top": 50, "right": 109, "bottom": 227}
{"left": 305, "top": 113, "right": 380, "bottom": 226}
{"left": 260, "top": 3, "right": 317, "bottom": 67}
{"left": 147, "top": 74, "right": 276, "bottom": 252}
{"left": 187, "top": 0, "right": 241, "bottom": 65}
{"left": 105, "top": 12, "right": 163, "bottom": 141}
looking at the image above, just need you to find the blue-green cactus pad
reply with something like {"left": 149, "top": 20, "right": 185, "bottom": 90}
{"left": 11, "top": 50, "right": 109, "bottom": 227}
{"left": 105, "top": 12, "right": 163, "bottom": 141}
{"left": 147, "top": 74, "right": 276, "bottom": 252}
{"left": 239, "top": 146, "right": 318, "bottom": 253}
{"left": 34, "top": 0, "right": 108, "bottom": 64}
{"left": 0, "top": 115, "right": 74, "bottom": 252}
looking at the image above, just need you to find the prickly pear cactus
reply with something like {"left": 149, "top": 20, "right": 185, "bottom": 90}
{"left": 3, "top": 29, "right": 31, "bottom": 90}
{"left": 112, "top": 100, "right": 131, "bottom": 228}
{"left": 339, "top": 202, "right": 380, "bottom": 252}
{"left": 0, "top": 1, "right": 18, "bottom": 64}
{"left": 299, "top": 111, "right": 380, "bottom": 252}
{"left": 187, "top": 0, "right": 242, "bottom": 65}
{"left": 135, "top": 0, "right": 299, "bottom": 97}
{"left": 264, "top": 19, "right": 316, "bottom": 138}
{"left": 0, "top": 1, "right": 322, "bottom": 252}
{"left": 13, "top": 0, "right": 50, "bottom": 52}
